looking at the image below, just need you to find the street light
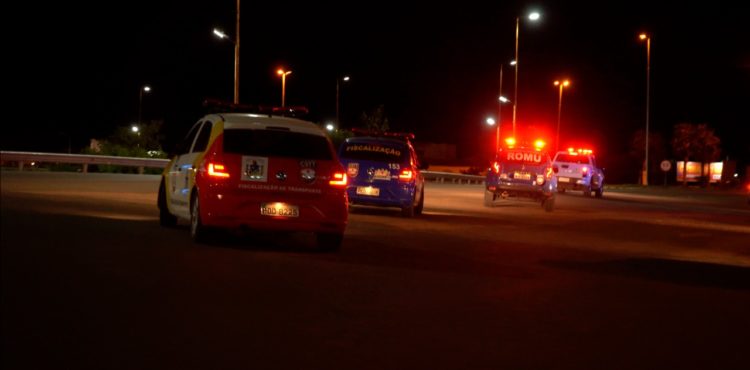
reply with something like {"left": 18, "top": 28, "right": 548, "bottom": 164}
{"left": 511, "top": 11, "right": 541, "bottom": 137}
{"left": 325, "top": 123, "right": 335, "bottom": 132}
{"left": 336, "top": 76, "right": 350, "bottom": 127}
{"left": 276, "top": 69, "right": 292, "bottom": 107}
{"left": 639, "top": 32, "right": 651, "bottom": 186}
{"left": 553, "top": 79, "right": 570, "bottom": 153}
{"left": 213, "top": 0, "right": 240, "bottom": 103}
{"left": 138, "top": 85, "right": 151, "bottom": 125}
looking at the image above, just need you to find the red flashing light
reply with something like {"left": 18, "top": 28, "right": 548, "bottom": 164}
{"left": 567, "top": 147, "right": 593, "bottom": 155}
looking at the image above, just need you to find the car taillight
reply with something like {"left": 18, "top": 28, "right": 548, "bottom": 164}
{"left": 536, "top": 174, "right": 545, "bottom": 185}
{"left": 399, "top": 169, "right": 414, "bottom": 181}
{"left": 329, "top": 171, "right": 347, "bottom": 187}
{"left": 207, "top": 163, "right": 230, "bottom": 178}
{"left": 582, "top": 166, "right": 589, "bottom": 174}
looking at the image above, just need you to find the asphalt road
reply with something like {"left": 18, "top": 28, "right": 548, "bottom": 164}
{"left": 2, "top": 171, "right": 749, "bottom": 370}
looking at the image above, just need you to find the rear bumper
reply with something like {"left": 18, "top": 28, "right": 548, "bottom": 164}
{"left": 486, "top": 181, "right": 554, "bottom": 199}
{"left": 346, "top": 182, "right": 415, "bottom": 208}
{"left": 199, "top": 188, "right": 348, "bottom": 234}
{"left": 556, "top": 176, "right": 596, "bottom": 190}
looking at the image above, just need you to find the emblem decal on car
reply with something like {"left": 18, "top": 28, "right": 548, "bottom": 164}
{"left": 241, "top": 156, "right": 268, "bottom": 182}
{"left": 275, "top": 171, "right": 287, "bottom": 181}
{"left": 300, "top": 168, "right": 316, "bottom": 183}
{"left": 347, "top": 163, "right": 359, "bottom": 177}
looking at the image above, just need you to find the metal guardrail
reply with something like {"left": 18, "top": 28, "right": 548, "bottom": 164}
{"left": 1, "top": 151, "right": 169, "bottom": 174}
{"left": 422, "top": 170, "right": 485, "bottom": 185}
{"left": 1, "top": 151, "right": 485, "bottom": 183}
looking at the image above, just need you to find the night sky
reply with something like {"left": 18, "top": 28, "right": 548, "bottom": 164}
{"left": 5, "top": 1, "right": 749, "bottom": 182}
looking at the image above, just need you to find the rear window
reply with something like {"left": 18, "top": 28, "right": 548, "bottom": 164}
{"left": 223, "top": 129, "right": 333, "bottom": 160}
{"left": 340, "top": 142, "right": 408, "bottom": 163}
{"left": 554, "top": 154, "right": 591, "bottom": 164}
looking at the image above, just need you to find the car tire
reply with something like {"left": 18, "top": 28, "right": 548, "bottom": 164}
{"left": 401, "top": 203, "right": 415, "bottom": 218}
{"left": 594, "top": 185, "right": 604, "bottom": 198}
{"left": 583, "top": 185, "right": 592, "bottom": 197}
{"left": 484, "top": 190, "right": 495, "bottom": 207}
{"left": 316, "top": 232, "right": 343, "bottom": 252}
{"left": 414, "top": 187, "right": 424, "bottom": 215}
{"left": 190, "top": 191, "right": 211, "bottom": 243}
{"left": 543, "top": 196, "right": 555, "bottom": 212}
{"left": 158, "top": 180, "right": 177, "bottom": 227}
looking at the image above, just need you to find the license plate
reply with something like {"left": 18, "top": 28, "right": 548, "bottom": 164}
{"left": 260, "top": 203, "right": 299, "bottom": 217}
{"left": 558, "top": 177, "right": 569, "bottom": 183}
{"left": 356, "top": 186, "right": 380, "bottom": 196}
{"left": 514, "top": 172, "right": 531, "bottom": 180}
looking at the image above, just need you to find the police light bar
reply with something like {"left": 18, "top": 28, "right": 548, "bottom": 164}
{"left": 351, "top": 128, "right": 415, "bottom": 141}
{"left": 202, "top": 98, "right": 309, "bottom": 117}
{"left": 567, "top": 147, "right": 593, "bottom": 155}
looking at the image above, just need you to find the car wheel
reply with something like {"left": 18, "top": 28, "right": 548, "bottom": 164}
{"left": 594, "top": 185, "right": 604, "bottom": 198}
{"left": 401, "top": 203, "right": 415, "bottom": 218}
{"left": 543, "top": 196, "right": 555, "bottom": 212}
{"left": 316, "top": 232, "right": 343, "bottom": 252}
{"left": 414, "top": 187, "right": 424, "bottom": 215}
{"left": 583, "top": 185, "right": 592, "bottom": 197}
{"left": 190, "top": 191, "right": 211, "bottom": 243}
{"left": 158, "top": 180, "right": 177, "bottom": 227}
{"left": 484, "top": 190, "right": 495, "bottom": 207}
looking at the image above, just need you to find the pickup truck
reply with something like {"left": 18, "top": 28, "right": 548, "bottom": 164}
{"left": 552, "top": 149, "right": 604, "bottom": 198}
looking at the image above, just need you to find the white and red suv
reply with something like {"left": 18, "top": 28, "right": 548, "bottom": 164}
{"left": 552, "top": 149, "right": 604, "bottom": 198}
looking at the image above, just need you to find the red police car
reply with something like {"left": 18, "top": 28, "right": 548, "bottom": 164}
{"left": 157, "top": 112, "right": 348, "bottom": 250}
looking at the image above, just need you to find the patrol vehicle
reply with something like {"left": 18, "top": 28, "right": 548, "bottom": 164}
{"left": 157, "top": 111, "right": 348, "bottom": 250}
{"left": 484, "top": 138, "right": 557, "bottom": 212}
{"left": 552, "top": 148, "right": 605, "bottom": 198}
{"left": 338, "top": 131, "right": 426, "bottom": 217}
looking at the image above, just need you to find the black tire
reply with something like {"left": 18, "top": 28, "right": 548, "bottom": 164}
{"left": 190, "top": 191, "right": 211, "bottom": 243}
{"left": 414, "top": 187, "right": 424, "bottom": 215}
{"left": 316, "top": 232, "right": 343, "bottom": 252}
{"left": 484, "top": 190, "right": 495, "bottom": 207}
{"left": 594, "top": 185, "right": 604, "bottom": 198}
{"left": 543, "top": 196, "right": 555, "bottom": 212}
{"left": 158, "top": 180, "right": 177, "bottom": 227}
{"left": 401, "top": 204, "right": 415, "bottom": 218}
{"left": 583, "top": 185, "right": 592, "bottom": 197}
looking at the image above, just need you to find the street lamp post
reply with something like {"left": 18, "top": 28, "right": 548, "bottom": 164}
{"left": 213, "top": 0, "right": 241, "bottom": 104}
{"left": 138, "top": 85, "right": 151, "bottom": 125}
{"left": 277, "top": 69, "right": 292, "bottom": 107}
{"left": 511, "top": 11, "right": 541, "bottom": 137}
{"left": 639, "top": 33, "right": 651, "bottom": 186}
{"left": 336, "top": 76, "right": 350, "bottom": 126}
{"left": 553, "top": 79, "right": 570, "bottom": 153}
